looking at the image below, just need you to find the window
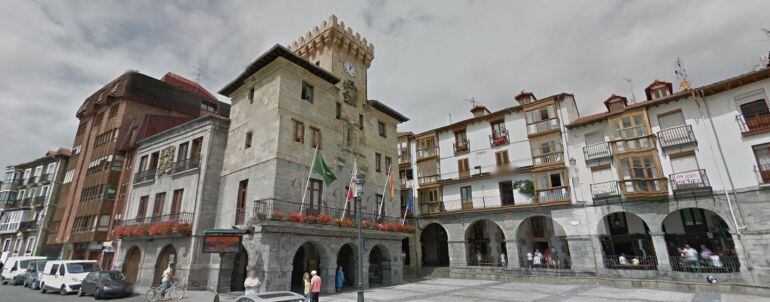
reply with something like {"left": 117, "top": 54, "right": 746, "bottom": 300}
{"left": 248, "top": 87, "right": 255, "bottom": 104}
{"left": 293, "top": 120, "right": 304, "bottom": 143}
{"left": 346, "top": 127, "right": 354, "bottom": 146}
{"left": 108, "top": 103, "right": 119, "bottom": 118}
{"left": 535, "top": 169, "right": 566, "bottom": 190}
{"left": 460, "top": 186, "right": 472, "bottom": 203}
{"left": 491, "top": 120, "right": 507, "bottom": 139}
{"left": 375, "top": 153, "right": 382, "bottom": 172}
{"left": 613, "top": 114, "right": 648, "bottom": 138}
{"left": 137, "top": 196, "right": 148, "bottom": 220}
{"left": 458, "top": 158, "right": 470, "bottom": 178}
{"left": 201, "top": 101, "right": 218, "bottom": 113}
{"left": 378, "top": 121, "right": 386, "bottom": 138}
{"left": 308, "top": 179, "right": 323, "bottom": 211}
{"left": 138, "top": 155, "right": 149, "bottom": 171}
{"left": 499, "top": 181, "right": 514, "bottom": 205}
{"left": 76, "top": 122, "right": 87, "bottom": 135}
{"left": 495, "top": 151, "right": 510, "bottom": 167}
{"left": 385, "top": 157, "right": 393, "bottom": 171}
{"left": 149, "top": 152, "right": 160, "bottom": 170}
{"left": 310, "top": 127, "right": 321, "bottom": 149}
{"left": 245, "top": 131, "right": 253, "bottom": 149}
{"left": 40, "top": 185, "right": 49, "bottom": 198}
{"left": 25, "top": 237, "right": 36, "bottom": 255}
{"left": 177, "top": 142, "right": 189, "bottom": 161}
{"left": 301, "top": 81, "right": 314, "bottom": 102}
{"left": 46, "top": 163, "right": 56, "bottom": 175}
{"left": 93, "top": 112, "right": 104, "bottom": 128}
{"left": 171, "top": 189, "right": 183, "bottom": 215}
{"left": 740, "top": 99, "right": 769, "bottom": 119}
{"left": 618, "top": 154, "right": 661, "bottom": 192}
{"left": 13, "top": 238, "right": 22, "bottom": 255}
{"left": 34, "top": 166, "right": 42, "bottom": 177}
{"left": 236, "top": 180, "right": 248, "bottom": 224}
{"left": 359, "top": 114, "right": 364, "bottom": 130}
{"left": 152, "top": 192, "right": 166, "bottom": 219}
{"left": 454, "top": 130, "right": 468, "bottom": 151}
{"left": 754, "top": 143, "right": 770, "bottom": 183}
{"left": 336, "top": 102, "right": 341, "bottom": 119}
{"left": 191, "top": 137, "right": 203, "bottom": 157}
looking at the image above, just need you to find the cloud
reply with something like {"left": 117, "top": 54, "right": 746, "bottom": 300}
{"left": 0, "top": 0, "right": 768, "bottom": 169}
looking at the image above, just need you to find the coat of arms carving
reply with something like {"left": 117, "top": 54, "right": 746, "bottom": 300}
{"left": 342, "top": 80, "right": 357, "bottom": 105}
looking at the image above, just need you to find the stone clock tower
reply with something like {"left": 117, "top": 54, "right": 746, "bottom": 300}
{"left": 289, "top": 15, "right": 374, "bottom": 110}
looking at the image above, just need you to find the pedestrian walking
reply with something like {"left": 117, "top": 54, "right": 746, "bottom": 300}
{"left": 310, "top": 270, "right": 322, "bottom": 302}
{"left": 533, "top": 249, "right": 543, "bottom": 267}
{"left": 335, "top": 264, "right": 345, "bottom": 292}
{"left": 244, "top": 269, "right": 261, "bottom": 295}
{"left": 499, "top": 253, "right": 507, "bottom": 267}
{"left": 303, "top": 272, "right": 311, "bottom": 301}
{"left": 526, "top": 251, "right": 534, "bottom": 268}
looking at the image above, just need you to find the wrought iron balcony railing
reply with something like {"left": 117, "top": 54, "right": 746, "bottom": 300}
{"left": 117, "top": 212, "right": 194, "bottom": 227}
{"left": 657, "top": 125, "right": 697, "bottom": 149}
{"left": 489, "top": 129, "right": 510, "bottom": 147}
{"left": 535, "top": 186, "right": 570, "bottom": 203}
{"left": 172, "top": 156, "right": 201, "bottom": 174}
{"left": 133, "top": 169, "right": 157, "bottom": 184}
{"left": 584, "top": 142, "right": 612, "bottom": 162}
{"left": 669, "top": 169, "right": 711, "bottom": 195}
{"left": 453, "top": 139, "right": 470, "bottom": 154}
{"left": 619, "top": 178, "right": 668, "bottom": 197}
{"left": 590, "top": 181, "right": 621, "bottom": 200}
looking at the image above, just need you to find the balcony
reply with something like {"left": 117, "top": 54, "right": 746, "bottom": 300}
{"left": 172, "top": 156, "right": 201, "bottom": 174}
{"left": 23, "top": 177, "right": 38, "bottom": 186}
{"left": 453, "top": 139, "right": 470, "bottom": 155}
{"left": 489, "top": 129, "right": 509, "bottom": 147}
{"left": 400, "top": 178, "right": 413, "bottom": 189}
{"left": 657, "top": 125, "right": 697, "bottom": 149}
{"left": 251, "top": 199, "right": 409, "bottom": 226}
{"left": 418, "top": 174, "right": 440, "bottom": 185}
{"left": 439, "top": 159, "right": 533, "bottom": 181}
{"left": 756, "top": 164, "right": 770, "bottom": 184}
{"left": 535, "top": 186, "right": 570, "bottom": 203}
{"left": 532, "top": 151, "right": 563, "bottom": 166}
{"left": 447, "top": 195, "right": 533, "bottom": 212}
{"left": 21, "top": 197, "right": 33, "bottom": 207}
{"left": 610, "top": 135, "right": 656, "bottom": 154}
{"left": 133, "top": 169, "right": 157, "bottom": 185}
{"left": 619, "top": 178, "right": 668, "bottom": 199}
{"left": 38, "top": 174, "right": 52, "bottom": 183}
{"left": 736, "top": 114, "right": 770, "bottom": 135}
{"left": 419, "top": 202, "right": 445, "bottom": 215}
{"left": 117, "top": 212, "right": 194, "bottom": 227}
{"left": 591, "top": 181, "right": 621, "bottom": 200}
{"left": 584, "top": 142, "right": 612, "bottom": 162}
{"left": 527, "top": 118, "right": 560, "bottom": 136}
{"left": 670, "top": 169, "right": 712, "bottom": 197}
{"left": 398, "top": 150, "right": 411, "bottom": 165}
{"left": 416, "top": 147, "right": 438, "bottom": 161}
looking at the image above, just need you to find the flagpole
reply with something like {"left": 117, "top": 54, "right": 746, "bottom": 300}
{"left": 377, "top": 164, "right": 391, "bottom": 220}
{"left": 299, "top": 146, "right": 319, "bottom": 215}
{"left": 341, "top": 159, "right": 356, "bottom": 221}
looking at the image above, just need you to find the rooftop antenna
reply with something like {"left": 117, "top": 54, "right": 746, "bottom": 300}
{"left": 674, "top": 57, "right": 691, "bottom": 91}
{"left": 465, "top": 97, "right": 482, "bottom": 108}
{"left": 194, "top": 65, "right": 203, "bottom": 84}
{"left": 621, "top": 78, "right": 637, "bottom": 103}
{"left": 761, "top": 29, "right": 770, "bottom": 69}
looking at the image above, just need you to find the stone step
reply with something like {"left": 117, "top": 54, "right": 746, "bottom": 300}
{"left": 420, "top": 266, "right": 450, "bottom": 278}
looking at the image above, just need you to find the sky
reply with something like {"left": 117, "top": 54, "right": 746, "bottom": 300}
{"left": 1, "top": 0, "right": 769, "bottom": 169}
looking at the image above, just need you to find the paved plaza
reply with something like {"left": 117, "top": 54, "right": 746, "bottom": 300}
{"left": 0, "top": 278, "right": 768, "bottom": 302}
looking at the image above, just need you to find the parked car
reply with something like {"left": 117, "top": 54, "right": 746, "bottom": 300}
{"left": 40, "top": 260, "right": 100, "bottom": 295}
{"left": 1, "top": 256, "right": 46, "bottom": 285}
{"left": 23, "top": 259, "right": 48, "bottom": 289}
{"left": 234, "top": 292, "right": 307, "bottom": 302}
{"left": 78, "top": 270, "right": 134, "bottom": 299}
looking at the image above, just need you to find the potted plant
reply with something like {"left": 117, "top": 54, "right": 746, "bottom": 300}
{"left": 272, "top": 210, "right": 285, "bottom": 220}
{"left": 361, "top": 220, "right": 374, "bottom": 229}
{"left": 131, "top": 224, "right": 148, "bottom": 236}
{"left": 157, "top": 221, "right": 175, "bottom": 235}
{"left": 318, "top": 213, "right": 333, "bottom": 224}
{"left": 114, "top": 226, "right": 130, "bottom": 238}
{"left": 378, "top": 223, "right": 391, "bottom": 232}
{"left": 174, "top": 223, "right": 192, "bottom": 236}
{"left": 391, "top": 223, "right": 405, "bottom": 233}
{"left": 303, "top": 215, "right": 318, "bottom": 224}
{"left": 289, "top": 211, "right": 303, "bottom": 223}
{"left": 513, "top": 180, "right": 535, "bottom": 197}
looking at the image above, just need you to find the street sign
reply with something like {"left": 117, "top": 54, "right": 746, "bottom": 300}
{"left": 202, "top": 235, "right": 243, "bottom": 253}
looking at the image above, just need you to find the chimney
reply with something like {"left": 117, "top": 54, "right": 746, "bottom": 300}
{"left": 470, "top": 105, "right": 490, "bottom": 118}
{"left": 515, "top": 90, "right": 536, "bottom": 105}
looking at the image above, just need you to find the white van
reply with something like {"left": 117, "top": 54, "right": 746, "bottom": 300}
{"left": 40, "top": 260, "right": 100, "bottom": 295}
{"left": 1, "top": 256, "right": 46, "bottom": 285}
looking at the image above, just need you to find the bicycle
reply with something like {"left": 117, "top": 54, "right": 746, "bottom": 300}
{"left": 146, "top": 280, "right": 186, "bottom": 301}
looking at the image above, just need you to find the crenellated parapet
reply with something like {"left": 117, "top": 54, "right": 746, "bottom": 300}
{"left": 289, "top": 15, "right": 375, "bottom": 67}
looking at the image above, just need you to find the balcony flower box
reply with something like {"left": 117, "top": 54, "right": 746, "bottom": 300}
{"left": 303, "top": 215, "right": 318, "bottom": 224}
{"left": 289, "top": 211, "right": 303, "bottom": 223}
{"left": 130, "top": 224, "right": 148, "bottom": 236}
{"left": 318, "top": 214, "right": 333, "bottom": 225}
{"left": 403, "top": 225, "right": 416, "bottom": 233}
{"left": 361, "top": 220, "right": 375, "bottom": 229}
{"left": 174, "top": 223, "right": 192, "bottom": 236}
{"left": 272, "top": 210, "right": 285, "bottom": 220}
{"left": 391, "top": 223, "right": 405, "bottom": 233}
{"left": 114, "top": 226, "right": 131, "bottom": 238}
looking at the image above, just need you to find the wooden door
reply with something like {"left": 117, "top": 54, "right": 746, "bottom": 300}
{"left": 124, "top": 247, "right": 141, "bottom": 283}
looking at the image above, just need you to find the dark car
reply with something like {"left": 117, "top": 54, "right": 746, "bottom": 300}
{"left": 22, "top": 259, "right": 47, "bottom": 289}
{"left": 78, "top": 271, "right": 134, "bottom": 299}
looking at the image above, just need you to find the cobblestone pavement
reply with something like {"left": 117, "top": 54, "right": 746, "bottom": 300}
{"left": 1, "top": 279, "right": 768, "bottom": 302}
{"left": 327, "top": 278, "right": 769, "bottom": 302}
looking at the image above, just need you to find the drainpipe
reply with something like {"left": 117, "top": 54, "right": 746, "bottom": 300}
{"left": 696, "top": 88, "right": 753, "bottom": 273}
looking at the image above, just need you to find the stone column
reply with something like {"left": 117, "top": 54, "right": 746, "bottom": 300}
{"left": 590, "top": 236, "right": 605, "bottom": 270}
{"left": 321, "top": 262, "right": 336, "bottom": 294}
{"left": 486, "top": 220, "right": 499, "bottom": 265}
{"left": 565, "top": 235, "right": 596, "bottom": 272}
{"left": 504, "top": 239, "right": 518, "bottom": 268}
{"left": 448, "top": 240, "right": 467, "bottom": 268}
{"left": 649, "top": 232, "right": 671, "bottom": 272}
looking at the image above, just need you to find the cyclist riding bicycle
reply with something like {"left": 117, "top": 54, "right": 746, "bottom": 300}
{"left": 159, "top": 263, "right": 175, "bottom": 297}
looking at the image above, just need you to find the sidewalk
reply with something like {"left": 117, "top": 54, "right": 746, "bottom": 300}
{"left": 133, "top": 286, "right": 243, "bottom": 302}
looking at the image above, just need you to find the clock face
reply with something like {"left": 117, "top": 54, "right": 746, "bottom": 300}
{"left": 343, "top": 61, "right": 357, "bottom": 77}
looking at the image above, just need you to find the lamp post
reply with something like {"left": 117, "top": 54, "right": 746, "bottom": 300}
{"left": 355, "top": 174, "right": 365, "bottom": 302}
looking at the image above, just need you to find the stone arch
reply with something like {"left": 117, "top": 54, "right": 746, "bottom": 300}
{"left": 368, "top": 244, "right": 392, "bottom": 287}
{"left": 153, "top": 244, "right": 177, "bottom": 286}
{"left": 123, "top": 246, "right": 141, "bottom": 283}
{"left": 662, "top": 207, "right": 739, "bottom": 273}
{"left": 515, "top": 215, "right": 570, "bottom": 269}
{"left": 290, "top": 241, "right": 326, "bottom": 293}
{"left": 464, "top": 219, "right": 506, "bottom": 266}
{"left": 335, "top": 242, "right": 357, "bottom": 290}
{"left": 596, "top": 212, "right": 656, "bottom": 270}
{"left": 420, "top": 223, "right": 449, "bottom": 267}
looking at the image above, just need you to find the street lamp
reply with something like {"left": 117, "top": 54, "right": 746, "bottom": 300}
{"left": 355, "top": 174, "right": 365, "bottom": 302}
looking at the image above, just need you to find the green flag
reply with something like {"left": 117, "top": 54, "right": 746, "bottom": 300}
{"left": 311, "top": 151, "right": 336, "bottom": 185}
